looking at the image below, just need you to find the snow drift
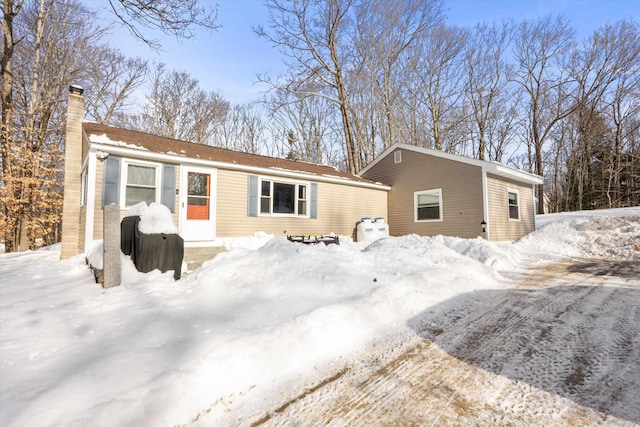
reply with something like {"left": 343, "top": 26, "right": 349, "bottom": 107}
{"left": 0, "top": 207, "right": 638, "bottom": 426}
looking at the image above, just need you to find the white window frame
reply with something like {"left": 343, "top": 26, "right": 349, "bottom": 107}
{"left": 394, "top": 150, "right": 402, "bottom": 163}
{"left": 258, "top": 177, "right": 310, "bottom": 217}
{"left": 120, "top": 159, "right": 161, "bottom": 208}
{"left": 508, "top": 188, "right": 520, "bottom": 221}
{"left": 414, "top": 188, "right": 443, "bottom": 222}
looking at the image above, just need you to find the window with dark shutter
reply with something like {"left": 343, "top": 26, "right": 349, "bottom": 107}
{"left": 249, "top": 176, "right": 314, "bottom": 217}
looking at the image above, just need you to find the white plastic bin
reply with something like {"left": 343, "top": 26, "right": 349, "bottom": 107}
{"left": 356, "top": 218, "right": 376, "bottom": 242}
{"left": 374, "top": 217, "right": 389, "bottom": 238}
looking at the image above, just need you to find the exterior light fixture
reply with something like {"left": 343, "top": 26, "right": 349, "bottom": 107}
{"left": 95, "top": 150, "right": 109, "bottom": 161}
{"left": 481, "top": 220, "right": 487, "bottom": 233}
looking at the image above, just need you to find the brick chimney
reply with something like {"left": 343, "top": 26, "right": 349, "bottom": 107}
{"left": 60, "top": 85, "right": 85, "bottom": 259}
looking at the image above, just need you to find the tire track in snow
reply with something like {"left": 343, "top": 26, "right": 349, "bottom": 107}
{"left": 250, "top": 259, "right": 640, "bottom": 426}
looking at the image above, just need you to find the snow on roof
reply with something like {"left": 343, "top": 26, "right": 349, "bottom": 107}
{"left": 87, "top": 132, "right": 149, "bottom": 151}
{"left": 82, "top": 122, "right": 381, "bottom": 188}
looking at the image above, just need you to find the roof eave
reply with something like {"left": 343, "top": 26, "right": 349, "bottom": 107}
{"left": 488, "top": 164, "right": 544, "bottom": 185}
{"left": 359, "top": 142, "right": 543, "bottom": 185}
{"left": 88, "top": 141, "right": 391, "bottom": 191}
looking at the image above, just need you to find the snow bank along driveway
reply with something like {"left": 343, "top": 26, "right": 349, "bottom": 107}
{"left": 255, "top": 252, "right": 639, "bottom": 422}
{"left": 0, "top": 209, "right": 638, "bottom": 426}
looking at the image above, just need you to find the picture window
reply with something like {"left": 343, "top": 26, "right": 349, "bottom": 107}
{"left": 259, "top": 179, "right": 309, "bottom": 216}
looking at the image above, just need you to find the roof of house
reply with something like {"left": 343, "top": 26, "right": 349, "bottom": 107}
{"left": 359, "top": 143, "right": 544, "bottom": 185}
{"left": 83, "top": 122, "right": 384, "bottom": 188}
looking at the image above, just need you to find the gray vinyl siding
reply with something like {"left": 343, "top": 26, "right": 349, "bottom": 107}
{"left": 486, "top": 173, "right": 536, "bottom": 241}
{"left": 361, "top": 148, "right": 485, "bottom": 239}
{"left": 216, "top": 169, "right": 387, "bottom": 238}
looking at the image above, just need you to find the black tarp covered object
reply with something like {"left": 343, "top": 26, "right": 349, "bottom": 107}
{"left": 121, "top": 215, "right": 184, "bottom": 280}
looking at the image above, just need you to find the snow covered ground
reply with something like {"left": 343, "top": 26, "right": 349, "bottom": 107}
{"left": 0, "top": 207, "right": 638, "bottom": 426}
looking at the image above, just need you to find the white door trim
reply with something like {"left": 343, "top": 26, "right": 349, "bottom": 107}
{"left": 180, "top": 165, "right": 217, "bottom": 241}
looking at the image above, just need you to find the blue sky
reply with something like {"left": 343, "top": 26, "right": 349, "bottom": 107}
{"left": 91, "top": 0, "right": 638, "bottom": 105}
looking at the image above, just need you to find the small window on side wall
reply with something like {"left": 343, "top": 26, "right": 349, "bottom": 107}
{"left": 415, "top": 189, "right": 443, "bottom": 222}
{"left": 508, "top": 189, "right": 520, "bottom": 220}
{"left": 394, "top": 150, "right": 402, "bottom": 163}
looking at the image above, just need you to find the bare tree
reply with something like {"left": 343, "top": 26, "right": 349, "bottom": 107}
{"left": 566, "top": 20, "right": 632, "bottom": 209}
{"left": 83, "top": 48, "right": 148, "bottom": 124}
{"left": 267, "top": 84, "right": 339, "bottom": 164}
{"left": 352, "top": 0, "right": 443, "bottom": 154}
{"left": 215, "top": 103, "right": 269, "bottom": 155}
{"left": 124, "top": 63, "right": 229, "bottom": 144}
{"left": 238, "top": 103, "right": 269, "bottom": 155}
{"left": 407, "top": 24, "right": 468, "bottom": 151}
{"left": 107, "top": 0, "right": 219, "bottom": 49}
{"left": 544, "top": 117, "right": 572, "bottom": 212}
{"left": 598, "top": 20, "right": 640, "bottom": 208}
{"left": 542, "top": 19, "right": 640, "bottom": 211}
{"left": 512, "top": 15, "right": 576, "bottom": 214}
{"left": 463, "top": 21, "right": 514, "bottom": 160}
{"left": 256, "top": 0, "right": 362, "bottom": 173}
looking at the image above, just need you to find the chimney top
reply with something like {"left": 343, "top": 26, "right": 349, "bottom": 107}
{"left": 69, "top": 85, "right": 84, "bottom": 95}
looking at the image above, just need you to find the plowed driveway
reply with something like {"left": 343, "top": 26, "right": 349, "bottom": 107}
{"left": 255, "top": 259, "right": 640, "bottom": 426}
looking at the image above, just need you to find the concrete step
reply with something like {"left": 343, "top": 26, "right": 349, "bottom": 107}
{"left": 183, "top": 246, "right": 227, "bottom": 272}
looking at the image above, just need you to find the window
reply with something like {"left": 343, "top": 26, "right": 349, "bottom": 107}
{"left": 187, "top": 172, "right": 210, "bottom": 220}
{"left": 81, "top": 168, "right": 88, "bottom": 206}
{"left": 259, "top": 179, "right": 309, "bottom": 216}
{"left": 102, "top": 157, "right": 175, "bottom": 212}
{"left": 124, "top": 161, "right": 159, "bottom": 207}
{"left": 394, "top": 150, "right": 402, "bottom": 163}
{"left": 260, "top": 180, "right": 271, "bottom": 214}
{"left": 415, "top": 189, "right": 443, "bottom": 222}
{"left": 508, "top": 189, "right": 520, "bottom": 220}
{"left": 298, "top": 185, "right": 307, "bottom": 215}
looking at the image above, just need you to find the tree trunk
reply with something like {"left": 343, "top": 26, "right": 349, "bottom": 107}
{"left": 1, "top": 0, "right": 24, "bottom": 253}
{"left": 535, "top": 141, "right": 545, "bottom": 214}
{"left": 327, "top": 0, "right": 359, "bottom": 173}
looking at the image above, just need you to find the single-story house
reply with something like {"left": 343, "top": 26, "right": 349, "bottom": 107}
{"left": 358, "top": 143, "right": 544, "bottom": 241}
{"left": 59, "top": 87, "right": 389, "bottom": 258}
{"left": 60, "top": 86, "right": 543, "bottom": 260}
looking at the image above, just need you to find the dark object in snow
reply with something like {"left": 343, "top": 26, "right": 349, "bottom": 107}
{"left": 86, "top": 258, "right": 104, "bottom": 284}
{"left": 121, "top": 216, "right": 184, "bottom": 280}
{"left": 121, "top": 216, "right": 142, "bottom": 265}
{"left": 287, "top": 235, "right": 340, "bottom": 246}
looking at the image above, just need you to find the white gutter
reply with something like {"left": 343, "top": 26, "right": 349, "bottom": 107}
{"left": 489, "top": 164, "right": 544, "bottom": 185}
{"left": 83, "top": 150, "right": 98, "bottom": 252}
{"left": 90, "top": 142, "right": 391, "bottom": 191}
